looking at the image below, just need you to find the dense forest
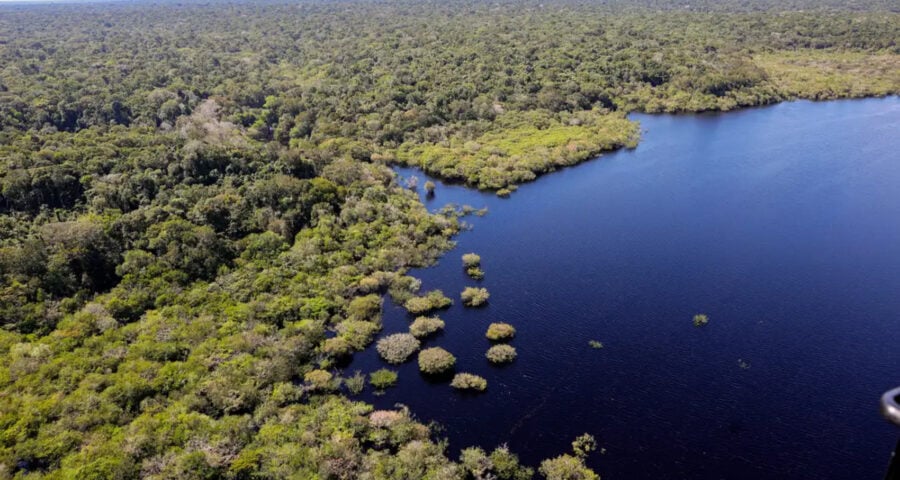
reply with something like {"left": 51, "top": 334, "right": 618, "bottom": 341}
{"left": 0, "top": 0, "right": 897, "bottom": 478}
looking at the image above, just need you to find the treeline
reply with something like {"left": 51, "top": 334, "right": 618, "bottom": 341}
{"left": 0, "top": 0, "right": 897, "bottom": 478}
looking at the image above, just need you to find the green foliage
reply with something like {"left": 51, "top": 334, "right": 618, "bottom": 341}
{"left": 572, "top": 433, "right": 598, "bottom": 458}
{"left": 345, "top": 370, "right": 366, "bottom": 395}
{"left": 588, "top": 340, "right": 604, "bottom": 349}
{"left": 693, "top": 314, "right": 710, "bottom": 327}
{"left": 0, "top": 0, "right": 893, "bottom": 477}
{"left": 404, "top": 289, "right": 453, "bottom": 315}
{"left": 461, "top": 287, "right": 491, "bottom": 307}
{"left": 459, "top": 446, "right": 535, "bottom": 480}
{"left": 466, "top": 266, "right": 486, "bottom": 280}
{"left": 418, "top": 347, "right": 457, "bottom": 375}
{"left": 409, "top": 316, "right": 446, "bottom": 339}
{"left": 462, "top": 253, "right": 482, "bottom": 268}
{"left": 451, "top": 373, "right": 488, "bottom": 391}
{"left": 463, "top": 253, "right": 485, "bottom": 279}
{"left": 370, "top": 369, "right": 399, "bottom": 390}
{"left": 486, "top": 322, "right": 516, "bottom": 341}
{"left": 336, "top": 319, "right": 382, "bottom": 350}
{"left": 347, "top": 294, "right": 383, "bottom": 322}
{"left": 539, "top": 454, "right": 599, "bottom": 480}
{"left": 486, "top": 344, "right": 518, "bottom": 364}
{"left": 376, "top": 333, "right": 421, "bottom": 364}
{"left": 305, "top": 369, "right": 335, "bottom": 391}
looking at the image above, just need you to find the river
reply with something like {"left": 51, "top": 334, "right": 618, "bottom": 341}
{"left": 348, "top": 97, "right": 900, "bottom": 479}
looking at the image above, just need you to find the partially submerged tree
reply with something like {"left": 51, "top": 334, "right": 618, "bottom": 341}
{"left": 370, "top": 369, "right": 399, "bottom": 390}
{"left": 486, "top": 344, "right": 517, "bottom": 364}
{"left": 451, "top": 373, "right": 488, "bottom": 391}
{"left": 405, "top": 290, "right": 453, "bottom": 315}
{"left": 418, "top": 347, "right": 456, "bottom": 375}
{"left": 409, "top": 316, "right": 445, "bottom": 338}
{"left": 376, "top": 333, "right": 421, "bottom": 364}
{"left": 461, "top": 287, "right": 490, "bottom": 307}
{"left": 486, "top": 322, "right": 516, "bottom": 341}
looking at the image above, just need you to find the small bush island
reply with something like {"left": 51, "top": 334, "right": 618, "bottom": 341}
{"left": 486, "top": 322, "right": 515, "bottom": 341}
{"left": 409, "top": 316, "right": 445, "bottom": 338}
{"left": 345, "top": 371, "right": 365, "bottom": 394}
{"left": 418, "top": 347, "right": 456, "bottom": 374}
{"left": 370, "top": 369, "right": 399, "bottom": 390}
{"left": 486, "top": 344, "right": 517, "bottom": 363}
{"left": 462, "top": 253, "right": 481, "bottom": 268}
{"left": 461, "top": 287, "right": 490, "bottom": 307}
{"left": 376, "top": 333, "right": 420, "bottom": 364}
{"left": 404, "top": 290, "right": 453, "bottom": 314}
{"left": 466, "top": 266, "right": 485, "bottom": 280}
{"left": 451, "top": 373, "right": 488, "bottom": 391}
{"left": 693, "top": 314, "right": 709, "bottom": 327}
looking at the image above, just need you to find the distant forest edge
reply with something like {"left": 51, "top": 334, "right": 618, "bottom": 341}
{"left": 0, "top": 1, "right": 897, "bottom": 479}
{"left": 1, "top": 0, "right": 898, "bottom": 189}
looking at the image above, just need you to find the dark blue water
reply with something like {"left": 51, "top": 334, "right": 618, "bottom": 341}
{"left": 349, "top": 98, "right": 900, "bottom": 480}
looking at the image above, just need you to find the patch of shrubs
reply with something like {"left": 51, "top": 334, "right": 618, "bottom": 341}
{"left": 418, "top": 347, "right": 456, "bottom": 374}
{"left": 409, "top": 316, "right": 445, "bottom": 338}
{"left": 304, "top": 369, "right": 335, "bottom": 391}
{"left": 461, "top": 287, "right": 490, "bottom": 307}
{"left": 693, "top": 314, "right": 709, "bottom": 327}
{"left": 486, "top": 344, "right": 517, "bottom": 364}
{"left": 486, "top": 322, "right": 516, "bottom": 341}
{"left": 459, "top": 446, "right": 535, "bottom": 480}
{"left": 370, "top": 369, "right": 399, "bottom": 390}
{"left": 335, "top": 319, "right": 382, "bottom": 350}
{"left": 376, "top": 333, "right": 421, "bottom": 364}
{"left": 451, "top": 373, "right": 488, "bottom": 391}
{"left": 466, "top": 266, "right": 485, "bottom": 280}
{"left": 404, "top": 289, "right": 453, "bottom": 314}
{"left": 321, "top": 337, "right": 352, "bottom": 357}
{"left": 345, "top": 371, "right": 366, "bottom": 395}
{"left": 462, "top": 253, "right": 485, "bottom": 279}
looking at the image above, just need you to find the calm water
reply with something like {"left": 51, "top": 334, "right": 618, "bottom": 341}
{"left": 349, "top": 98, "right": 900, "bottom": 479}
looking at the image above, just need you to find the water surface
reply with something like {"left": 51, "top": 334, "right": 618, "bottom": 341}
{"left": 350, "top": 98, "right": 900, "bottom": 480}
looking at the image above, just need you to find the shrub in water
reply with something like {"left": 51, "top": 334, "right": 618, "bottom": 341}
{"left": 539, "top": 454, "right": 598, "bottom": 480}
{"left": 409, "top": 316, "right": 445, "bottom": 338}
{"left": 418, "top": 347, "right": 456, "bottom": 374}
{"left": 462, "top": 253, "right": 481, "bottom": 268}
{"left": 693, "top": 314, "right": 709, "bottom": 327}
{"left": 466, "top": 266, "right": 485, "bottom": 280}
{"left": 486, "top": 344, "right": 517, "bottom": 364}
{"left": 588, "top": 340, "right": 603, "bottom": 349}
{"left": 345, "top": 370, "right": 365, "bottom": 395}
{"left": 450, "top": 373, "right": 488, "bottom": 391}
{"left": 369, "top": 368, "right": 398, "bottom": 390}
{"left": 404, "top": 289, "right": 453, "bottom": 314}
{"left": 376, "top": 333, "right": 420, "bottom": 364}
{"left": 486, "top": 322, "right": 516, "bottom": 341}
{"left": 461, "top": 287, "right": 490, "bottom": 307}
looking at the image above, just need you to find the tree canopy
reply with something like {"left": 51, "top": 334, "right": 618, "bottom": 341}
{"left": 0, "top": 0, "right": 897, "bottom": 478}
